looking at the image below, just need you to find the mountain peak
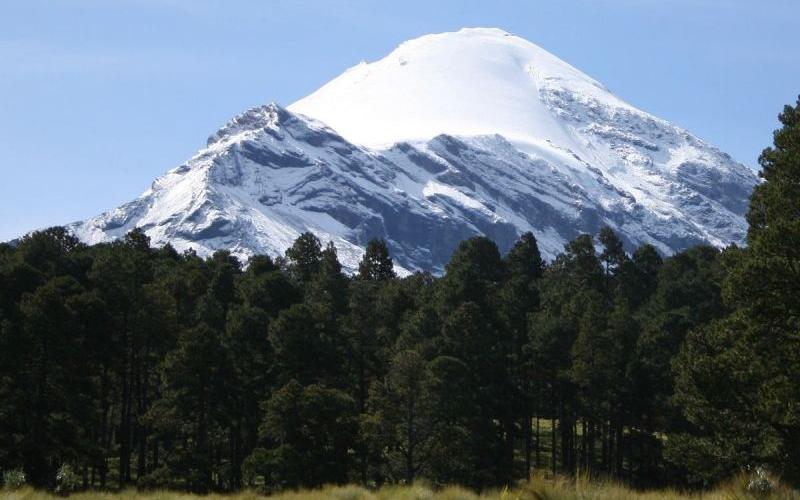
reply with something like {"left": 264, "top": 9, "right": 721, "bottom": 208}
{"left": 207, "top": 102, "right": 290, "bottom": 147}
{"left": 289, "top": 28, "right": 614, "bottom": 150}
{"left": 69, "top": 29, "right": 757, "bottom": 273}
{"left": 455, "top": 26, "right": 512, "bottom": 35}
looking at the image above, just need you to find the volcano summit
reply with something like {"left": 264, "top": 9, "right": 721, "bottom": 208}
{"left": 70, "top": 28, "right": 757, "bottom": 272}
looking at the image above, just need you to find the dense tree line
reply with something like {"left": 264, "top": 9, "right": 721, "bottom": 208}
{"left": 1, "top": 97, "right": 798, "bottom": 493}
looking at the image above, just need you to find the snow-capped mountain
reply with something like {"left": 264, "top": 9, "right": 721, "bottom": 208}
{"left": 70, "top": 27, "right": 758, "bottom": 273}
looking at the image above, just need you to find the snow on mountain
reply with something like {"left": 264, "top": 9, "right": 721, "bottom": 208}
{"left": 290, "top": 27, "right": 605, "bottom": 151}
{"left": 68, "top": 28, "right": 757, "bottom": 273}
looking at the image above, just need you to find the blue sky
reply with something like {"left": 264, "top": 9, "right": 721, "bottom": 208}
{"left": 1, "top": 0, "right": 798, "bottom": 241}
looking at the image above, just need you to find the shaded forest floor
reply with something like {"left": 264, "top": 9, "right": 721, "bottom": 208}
{"left": 4, "top": 474, "right": 800, "bottom": 500}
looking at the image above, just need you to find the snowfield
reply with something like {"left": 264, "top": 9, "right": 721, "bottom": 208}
{"left": 69, "top": 28, "right": 757, "bottom": 273}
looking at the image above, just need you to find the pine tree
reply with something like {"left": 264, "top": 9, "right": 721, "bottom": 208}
{"left": 528, "top": 234, "right": 604, "bottom": 476}
{"left": 357, "top": 239, "right": 396, "bottom": 281}
{"left": 224, "top": 303, "right": 272, "bottom": 489}
{"left": 14, "top": 276, "right": 91, "bottom": 487}
{"left": 363, "top": 349, "right": 438, "bottom": 483}
{"left": 672, "top": 97, "right": 800, "bottom": 484}
{"left": 148, "top": 323, "right": 234, "bottom": 493}
{"left": 269, "top": 303, "right": 341, "bottom": 387}
{"left": 598, "top": 226, "right": 628, "bottom": 296}
{"left": 252, "top": 380, "right": 358, "bottom": 489}
{"left": 284, "top": 232, "right": 323, "bottom": 284}
{"left": 307, "top": 241, "right": 349, "bottom": 316}
{"left": 619, "top": 244, "right": 662, "bottom": 309}
{"left": 500, "top": 232, "right": 543, "bottom": 477}
{"left": 237, "top": 262, "right": 299, "bottom": 315}
{"left": 438, "top": 236, "right": 504, "bottom": 311}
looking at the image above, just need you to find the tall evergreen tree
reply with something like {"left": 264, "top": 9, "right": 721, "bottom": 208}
{"left": 363, "top": 349, "right": 439, "bottom": 483}
{"left": 284, "top": 232, "right": 323, "bottom": 284}
{"left": 672, "top": 97, "right": 800, "bottom": 484}
{"left": 13, "top": 276, "right": 91, "bottom": 487}
{"left": 500, "top": 232, "right": 543, "bottom": 477}
{"left": 148, "top": 323, "right": 234, "bottom": 493}
{"left": 357, "top": 239, "right": 396, "bottom": 281}
{"left": 251, "top": 380, "right": 358, "bottom": 489}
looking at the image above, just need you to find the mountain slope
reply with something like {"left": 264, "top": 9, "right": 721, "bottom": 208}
{"left": 69, "top": 28, "right": 757, "bottom": 272}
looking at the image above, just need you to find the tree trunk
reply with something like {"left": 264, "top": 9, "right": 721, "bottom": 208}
{"left": 504, "top": 415, "right": 516, "bottom": 483}
{"left": 581, "top": 418, "right": 587, "bottom": 473}
{"left": 200, "top": 387, "right": 210, "bottom": 493}
{"left": 137, "top": 341, "right": 151, "bottom": 480}
{"left": 358, "top": 342, "right": 368, "bottom": 485}
{"left": 524, "top": 415, "right": 532, "bottom": 479}
{"left": 535, "top": 417, "right": 541, "bottom": 470}
{"left": 119, "top": 328, "right": 132, "bottom": 487}
{"left": 551, "top": 418, "right": 557, "bottom": 476}
{"left": 405, "top": 394, "right": 415, "bottom": 485}
{"left": 99, "top": 365, "right": 110, "bottom": 488}
{"left": 615, "top": 423, "right": 624, "bottom": 477}
{"left": 587, "top": 419, "right": 595, "bottom": 475}
{"left": 152, "top": 438, "right": 159, "bottom": 470}
{"left": 601, "top": 421, "right": 608, "bottom": 473}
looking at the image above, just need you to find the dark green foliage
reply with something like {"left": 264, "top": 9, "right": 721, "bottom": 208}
{"left": 0, "top": 224, "right": 750, "bottom": 491}
{"left": 253, "top": 380, "right": 357, "bottom": 489}
{"left": 620, "top": 244, "right": 662, "bottom": 309}
{"left": 363, "top": 349, "right": 439, "bottom": 483}
{"left": 671, "top": 96, "right": 800, "bottom": 485}
{"left": 2, "top": 99, "right": 798, "bottom": 492}
{"left": 439, "top": 236, "right": 504, "bottom": 310}
{"left": 148, "top": 324, "right": 234, "bottom": 493}
{"left": 634, "top": 246, "right": 726, "bottom": 424}
{"left": 268, "top": 304, "right": 336, "bottom": 386}
{"left": 284, "top": 232, "right": 323, "bottom": 283}
{"left": 308, "top": 241, "right": 349, "bottom": 316}
{"left": 357, "top": 239, "right": 396, "bottom": 281}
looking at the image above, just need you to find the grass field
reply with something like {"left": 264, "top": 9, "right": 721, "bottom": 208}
{"left": 3, "top": 473, "right": 799, "bottom": 500}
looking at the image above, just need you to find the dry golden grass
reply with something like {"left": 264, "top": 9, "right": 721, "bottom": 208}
{"left": 3, "top": 473, "right": 799, "bottom": 500}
